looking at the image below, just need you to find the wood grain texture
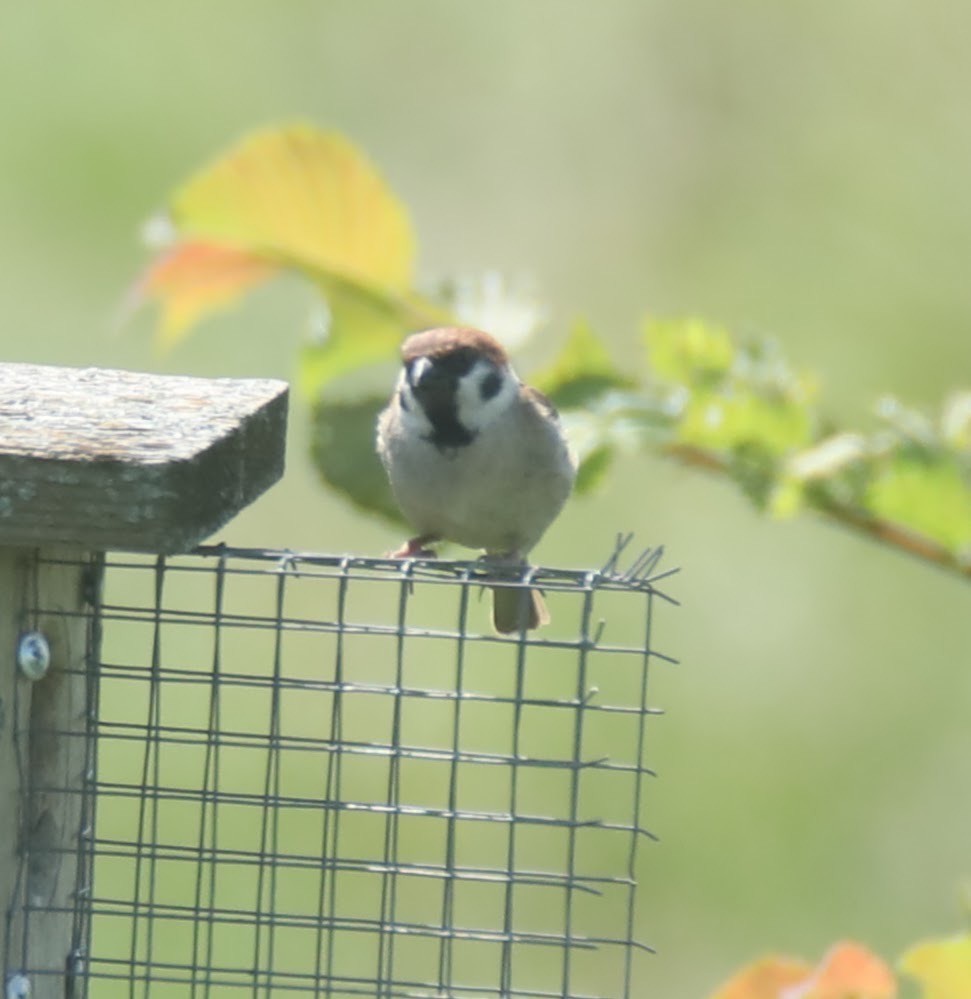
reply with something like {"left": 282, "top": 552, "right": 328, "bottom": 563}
{"left": 0, "top": 363, "right": 289, "bottom": 552}
{"left": 0, "top": 548, "right": 90, "bottom": 998}
{"left": 0, "top": 551, "right": 28, "bottom": 984}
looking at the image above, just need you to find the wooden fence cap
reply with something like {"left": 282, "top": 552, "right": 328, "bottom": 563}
{"left": 0, "top": 362, "right": 289, "bottom": 553}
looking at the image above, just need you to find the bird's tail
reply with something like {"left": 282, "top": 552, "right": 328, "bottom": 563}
{"left": 491, "top": 584, "right": 549, "bottom": 634}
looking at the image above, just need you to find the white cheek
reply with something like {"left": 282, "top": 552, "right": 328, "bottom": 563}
{"left": 455, "top": 365, "right": 518, "bottom": 432}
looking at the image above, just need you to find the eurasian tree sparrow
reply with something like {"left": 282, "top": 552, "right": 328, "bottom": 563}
{"left": 376, "top": 327, "right": 578, "bottom": 632}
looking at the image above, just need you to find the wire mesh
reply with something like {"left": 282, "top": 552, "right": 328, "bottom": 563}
{"left": 22, "top": 541, "right": 677, "bottom": 998}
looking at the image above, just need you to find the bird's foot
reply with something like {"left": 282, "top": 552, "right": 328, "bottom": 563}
{"left": 477, "top": 550, "right": 526, "bottom": 569}
{"left": 387, "top": 535, "right": 439, "bottom": 559}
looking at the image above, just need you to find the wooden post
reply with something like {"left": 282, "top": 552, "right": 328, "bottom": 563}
{"left": 1, "top": 547, "right": 90, "bottom": 999}
{"left": 0, "top": 362, "right": 288, "bottom": 998}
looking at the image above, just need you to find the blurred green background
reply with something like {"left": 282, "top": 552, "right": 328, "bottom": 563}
{"left": 3, "top": 1, "right": 970, "bottom": 995}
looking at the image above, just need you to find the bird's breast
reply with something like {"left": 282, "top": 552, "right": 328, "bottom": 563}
{"left": 380, "top": 404, "right": 573, "bottom": 554}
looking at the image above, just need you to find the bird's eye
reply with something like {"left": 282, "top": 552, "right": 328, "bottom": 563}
{"left": 479, "top": 370, "right": 503, "bottom": 401}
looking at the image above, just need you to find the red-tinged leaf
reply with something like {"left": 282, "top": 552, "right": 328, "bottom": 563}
{"left": 709, "top": 955, "right": 813, "bottom": 999}
{"left": 136, "top": 241, "right": 277, "bottom": 346}
{"left": 710, "top": 943, "right": 897, "bottom": 999}
{"left": 899, "top": 933, "right": 971, "bottom": 999}
{"left": 170, "top": 122, "right": 415, "bottom": 294}
{"left": 132, "top": 122, "right": 435, "bottom": 383}
{"left": 789, "top": 941, "right": 897, "bottom": 999}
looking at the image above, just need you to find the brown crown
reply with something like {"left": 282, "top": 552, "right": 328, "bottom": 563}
{"left": 401, "top": 327, "right": 509, "bottom": 368}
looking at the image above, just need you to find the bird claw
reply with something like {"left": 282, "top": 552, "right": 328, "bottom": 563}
{"left": 477, "top": 551, "right": 525, "bottom": 566}
{"left": 475, "top": 551, "right": 527, "bottom": 580}
{"left": 387, "top": 536, "right": 439, "bottom": 559}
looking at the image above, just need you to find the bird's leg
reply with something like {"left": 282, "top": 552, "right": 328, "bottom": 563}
{"left": 387, "top": 534, "right": 440, "bottom": 559}
{"left": 477, "top": 550, "right": 526, "bottom": 572}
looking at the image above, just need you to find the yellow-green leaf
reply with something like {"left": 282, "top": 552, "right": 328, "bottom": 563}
{"left": 867, "top": 454, "right": 971, "bottom": 553}
{"left": 900, "top": 933, "right": 971, "bottom": 999}
{"left": 133, "top": 122, "right": 430, "bottom": 370}
{"left": 171, "top": 122, "right": 415, "bottom": 293}
{"left": 767, "top": 476, "right": 805, "bottom": 519}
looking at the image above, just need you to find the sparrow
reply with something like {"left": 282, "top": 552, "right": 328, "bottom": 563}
{"left": 376, "top": 326, "right": 577, "bottom": 632}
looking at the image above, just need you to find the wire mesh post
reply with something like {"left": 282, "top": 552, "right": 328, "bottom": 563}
{"left": 77, "top": 545, "right": 676, "bottom": 997}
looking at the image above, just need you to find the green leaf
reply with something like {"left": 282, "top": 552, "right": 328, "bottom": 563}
{"left": 309, "top": 395, "right": 402, "bottom": 524}
{"left": 557, "top": 408, "right": 624, "bottom": 496}
{"left": 727, "top": 443, "right": 780, "bottom": 511}
{"left": 678, "top": 391, "right": 815, "bottom": 456}
{"left": 575, "top": 444, "right": 614, "bottom": 494}
{"left": 298, "top": 278, "right": 448, "bottom": 397}
{"left": 643, "top": 319, "right": 816, "bottom": 458}
{"left": 533, "top": 318, "right": 637, "bottom": 409}
{"left": 766, "top": 477, "right": 805, "bottom": 519}
{"left": 866, "top": 451, "right": 971, "bottom": 553}
{"left": 645, "top": 316, "right": 735, "bottom": 386}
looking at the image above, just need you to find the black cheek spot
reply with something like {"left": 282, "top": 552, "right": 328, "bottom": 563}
{"left": 480, "top": 371, "right": 503, "bottom": 401}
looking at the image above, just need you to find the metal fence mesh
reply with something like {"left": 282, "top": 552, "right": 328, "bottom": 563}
{"left": 30, "top": 542, "right": 677, "bottom": 998}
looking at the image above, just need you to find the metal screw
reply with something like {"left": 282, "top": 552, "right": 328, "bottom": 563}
{"left": 16, "top": 631, "right": 50, "bottom": 681}
{"left": 5, "top": 974, "right": 31, "bottom": 999}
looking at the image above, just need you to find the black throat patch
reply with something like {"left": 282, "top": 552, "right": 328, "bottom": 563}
{"left": 421, "top": 401, "right": 476, "bottom": 451}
